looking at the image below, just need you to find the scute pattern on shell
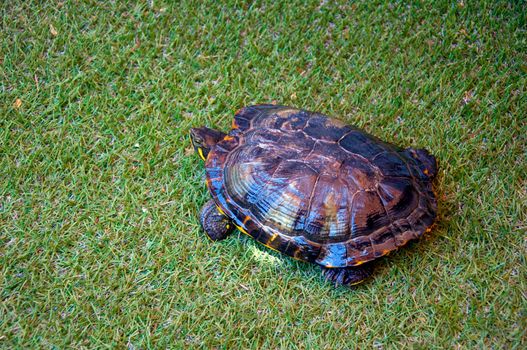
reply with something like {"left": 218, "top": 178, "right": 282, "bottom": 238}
{"left": 206, "top": 105, "right": 437, "bottom": 267}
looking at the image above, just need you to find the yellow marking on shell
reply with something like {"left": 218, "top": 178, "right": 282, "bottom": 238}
{"left": 261, "top": 237, "right": 280, "bottom": 253}
{"left": 237, "top": 222, "right": 282, "bottom": 254}
{"left": 231, "top": 119, "right": 239, "bottom": 129}
{"left": 223, "top": 135, "right": 234, "bottom": 141}
{"left": 226, "top": 224, "right": 231, "bottom": 230}
{"left": 423, "top": 168, "right": 430, "bottom": 176}
{"left": 235, "top": 224, "right": 249, "bottom": 235}
{"left": 262, "top": 244, "right": 280, "bottom": 253}
{"left": 236, "top": 212, "right": 298, "bottom": 259}
{"left": 353, "top": 260, "right": 366, "bottom": 266}
{"left": 197, "top": 148, "right": 206, "bottom": 161}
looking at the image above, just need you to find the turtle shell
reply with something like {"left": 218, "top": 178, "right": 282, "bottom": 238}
{"left": 205, "top": 105, "right": 437, "bottom": 268}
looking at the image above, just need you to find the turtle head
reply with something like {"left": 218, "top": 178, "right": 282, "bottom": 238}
{"left": 190, "top": 127, "right": 226, "bottom": 161}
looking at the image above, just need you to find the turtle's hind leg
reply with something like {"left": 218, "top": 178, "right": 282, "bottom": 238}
{"left": 321, "top": 264, "right": 374, "bottom": 287}
{"left": 199, "top": 200, "right": 233, "bottom": 241}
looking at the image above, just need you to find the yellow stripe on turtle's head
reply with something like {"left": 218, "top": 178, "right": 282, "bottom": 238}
{"left": 197, "top": 147, "right": 206, "bottom": 161}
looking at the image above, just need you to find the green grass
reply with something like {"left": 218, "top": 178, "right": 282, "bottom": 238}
{"left": 1, "top": 0, "right": 526, "bottom": 348}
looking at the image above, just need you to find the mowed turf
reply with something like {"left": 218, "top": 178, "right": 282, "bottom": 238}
{"left": 1, "top": 0, "right": 526, "bottom": 348}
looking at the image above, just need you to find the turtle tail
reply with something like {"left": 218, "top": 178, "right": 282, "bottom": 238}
{"left": 404, "top": 148, "right": 438, "bottom": 179}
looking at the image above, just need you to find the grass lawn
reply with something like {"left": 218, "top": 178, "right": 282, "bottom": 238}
{"left": 1, "top": 0, "right": 526, "bottom": 348}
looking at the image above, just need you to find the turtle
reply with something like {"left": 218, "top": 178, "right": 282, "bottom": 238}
{"left": 190, "top": 105, "right": 438, "bottom": 287}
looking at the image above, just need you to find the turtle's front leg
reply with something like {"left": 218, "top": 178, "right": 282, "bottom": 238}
{"left": 199, "top": 199, "right": 233, "bottom": 241}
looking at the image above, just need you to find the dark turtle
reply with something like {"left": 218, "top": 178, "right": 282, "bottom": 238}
{"left": 190, "top": 105, "right": 437, "bottom": 287}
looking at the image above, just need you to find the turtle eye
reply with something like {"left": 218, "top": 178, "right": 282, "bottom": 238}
{"left": 191, "top": 134, "right": 203, "bottom": 147}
